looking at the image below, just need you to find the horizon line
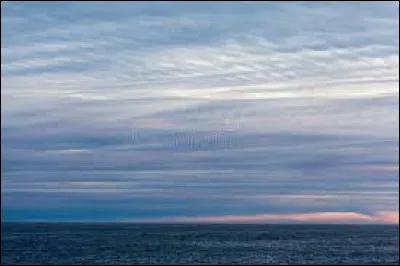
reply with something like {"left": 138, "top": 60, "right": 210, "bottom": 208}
{"left": 2, "top": 221, "right": 398, "bottom": 225}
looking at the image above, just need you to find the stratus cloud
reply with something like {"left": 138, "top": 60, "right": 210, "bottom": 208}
{"left": 124, "top": 211, "right": 399, "bottom": 224}
{"left": 374, "top": 211, "right": 399, "bottom": 224}
{"left": 359, "top": 165, "right": 399, "bottom": 173}
{"left": 1, "top": 2, "right": 398, "bottom": 221}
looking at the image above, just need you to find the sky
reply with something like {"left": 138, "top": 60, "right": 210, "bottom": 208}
{"left": 1, "top": 1, "right": 399, "bottom": 224}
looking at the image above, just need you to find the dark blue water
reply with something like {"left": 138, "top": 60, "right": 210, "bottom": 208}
{"left": 1, "top": 223, "right": 399, "bottom": 265}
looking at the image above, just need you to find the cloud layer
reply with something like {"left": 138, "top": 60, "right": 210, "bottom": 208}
{"left": 121, "top": 211, "right": 399, "bottom": 224}
{"left": 1, "top": 2, "right": 399, "bottom": 223}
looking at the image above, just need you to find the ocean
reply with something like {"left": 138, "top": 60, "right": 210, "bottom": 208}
{"left": 1, "top": 223, "right": 398, "bottom": 265}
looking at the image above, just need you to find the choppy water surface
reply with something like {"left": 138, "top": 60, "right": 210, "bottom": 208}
{"left": 1, "top": 223, "right": 398, "bottom": 265}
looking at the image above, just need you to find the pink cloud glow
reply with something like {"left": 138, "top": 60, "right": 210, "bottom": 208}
{"left": 121, "top": 211, "right": 399, "bottom": 224}
{"left": 374, "top": 211, "right": 399, "bottom": 224}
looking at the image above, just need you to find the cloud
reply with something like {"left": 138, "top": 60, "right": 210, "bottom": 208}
{"left": 120, "top": 211, "right": 399, "bottom": 224}
{"left": 1, "top": 2, "right": 399, "bottom": 221}
{"left": 374, "top": 211, "right": 400, "bottom": 224}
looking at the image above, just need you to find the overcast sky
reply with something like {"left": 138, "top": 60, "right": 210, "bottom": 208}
{"left": 1, "top": 1, "right": 399, "bottom": 223}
